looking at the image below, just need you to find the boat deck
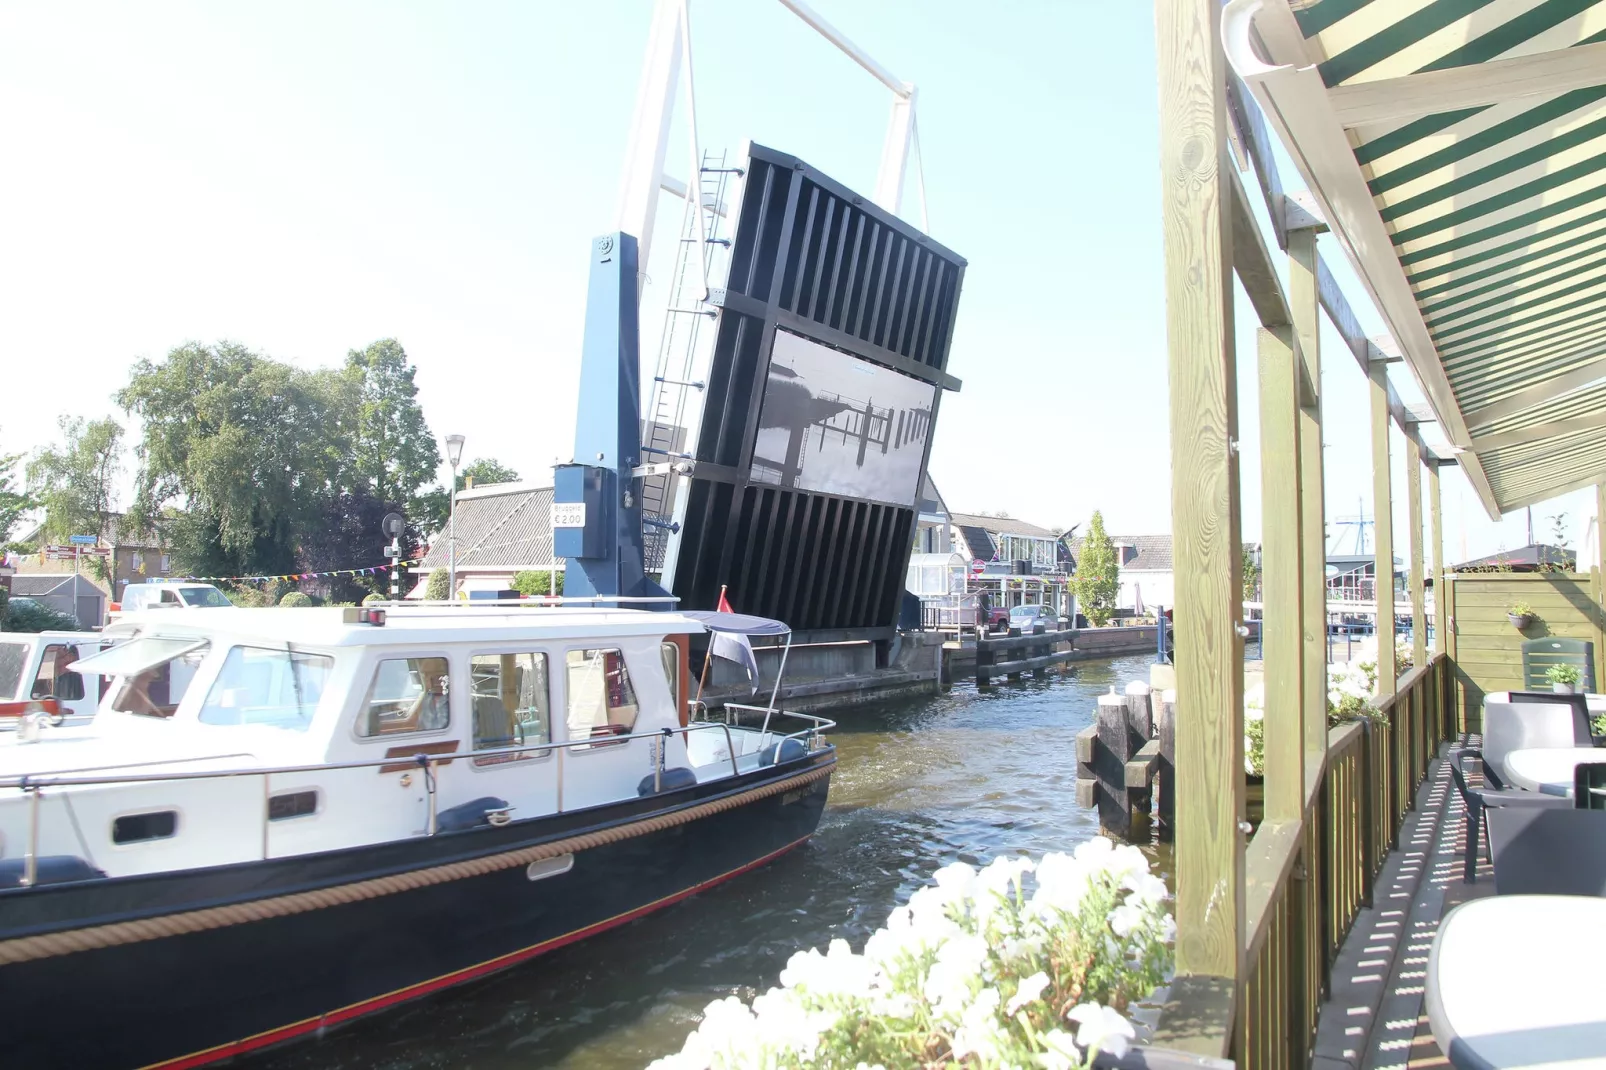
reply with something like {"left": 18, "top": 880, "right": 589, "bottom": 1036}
{"left": 1312, "top": 739, "right": 1493, "bottom": 1070}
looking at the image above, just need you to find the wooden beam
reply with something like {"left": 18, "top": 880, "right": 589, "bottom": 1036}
{"left": 1466, "top": 355, "right": 1606, "bottom": 430}
{"left": 1371, "top": 362, "right": 1398, "bottom": 696}
{"left": 1231, "top": 170, "right": 1292, "bottom": 330}
{"left": 1326, "top": 41, "right": 1606, "bottom": 127}
{"left": 1469, "top": 409, "right": 1606, "bottom": 453}
{"left": 1226, "top": 74, "right": 1286, "bottom": 248}
{"left": 1290, "top": 229, "right": 1329, "bottom": 759}
{"left": 1430, "top": 460, "right": 1445, "bottom": 657}
{"left": 1408, "top": 438, "right": 1427, "bottom": 671}
{"left": 1259, "top": 327, "right": 1305, "bottom": 821}
{"left": 1157, "top": 0, "right": 1245, "bottom": 1012}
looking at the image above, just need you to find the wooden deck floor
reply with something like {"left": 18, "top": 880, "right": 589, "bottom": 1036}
{"left": 1312, "top": 740, "right": 1493, "bottom": 1070}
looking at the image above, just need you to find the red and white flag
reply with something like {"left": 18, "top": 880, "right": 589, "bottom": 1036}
{"left": 711, "top": 586, "right": 758, "bottom": 693}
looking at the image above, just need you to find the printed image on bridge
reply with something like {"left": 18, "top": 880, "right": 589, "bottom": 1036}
{"left": 748, "top": 329, "right": 935, "bottom": 507}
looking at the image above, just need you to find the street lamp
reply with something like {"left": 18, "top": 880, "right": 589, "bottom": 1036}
{"left": 445, "top": 434, "right": 466, "bottom": 600}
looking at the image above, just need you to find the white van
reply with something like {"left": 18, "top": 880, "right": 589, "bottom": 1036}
{"left": 116, "top": 582, "right": 232, "bottom": 612}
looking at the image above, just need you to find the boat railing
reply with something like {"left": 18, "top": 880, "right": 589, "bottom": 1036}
{"left": 1, "top": 720, "right": 769, "bottom": 889}
{"left": 709, "top": 702, "right": 837, "bottom": 752}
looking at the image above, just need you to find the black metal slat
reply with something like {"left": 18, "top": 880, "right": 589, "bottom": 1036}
{"left": 794, "top": 494, "right": 830, "bottom": 628}
{"left": 912, "top": 261, "right": 946, "bottom": 368}
{"left": 848, "top": 224, "right": 881, "bottom": 340}
{"left": 807, "top": 499, "right": 845, "bottom": 630}
{"left": 879, "top": 509, "right": 916, "bottom": 625}
{"left": 850, "top": 504, "right": 888, "bottom": 625}
{"left": 866, "top": 232, "right": 899, "bottom": 347}
{"left": 804, "top": 195, "right": 837, "bottom": 321}
{"left": 903, "top": 250, "right": 934, "bottom": 359}
{"left": 820, "top": 208, "right": 853, "bottom": 328}
{"left": 785, "top": 186, "right": 821, "bottom": 313}
{"left": 748, "top": 486, "right": 787, "bottom": 612}
{"left": 823, "top": 501, "right": 865, "bottom": 625}
{"left": 771, "top": 491, "right": 804, "bottom": 622}
{"left": 888, "top": 243, "right": 921, "bottom": 355}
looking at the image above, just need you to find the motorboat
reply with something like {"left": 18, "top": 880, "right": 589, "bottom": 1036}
{"left": 0, "top": 603, "right": 833, "bottom": 1069}
{"left": 0, "top": 630, "right": 118, "bottom": 727}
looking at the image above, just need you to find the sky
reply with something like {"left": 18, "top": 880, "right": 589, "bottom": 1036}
{"left": 0, "top": 0, "right": 1597, "bottom": 568}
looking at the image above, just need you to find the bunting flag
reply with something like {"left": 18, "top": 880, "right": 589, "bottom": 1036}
{"left": 177, "top": 559, "right": 425, "bottom": 584}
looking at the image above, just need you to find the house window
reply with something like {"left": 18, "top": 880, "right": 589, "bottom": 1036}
{"left": 159, "top": 554, "right": 171, "bottom": 573}
{"left": 565, "top": 648, "right": 638, "bottom": 745}
{"left": 357, "top": 657, "right": 451, "bottom": 737}
{"left": 469, "top": 651, "right": 550, "bottom": 763}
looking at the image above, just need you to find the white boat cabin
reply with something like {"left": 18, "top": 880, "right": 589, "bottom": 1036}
{"left": 0, "top": 606, "right": 816, "bottom": 881}
{"left": 0, "top": 630, "right": 116, "bottom": 726}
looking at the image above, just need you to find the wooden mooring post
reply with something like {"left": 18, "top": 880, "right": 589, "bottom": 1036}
{"left": 975, "top": 626, "right": 1076, "bottom": 687}
{"left": 1076, "top": 680, "right": 1167, "bottom": 838}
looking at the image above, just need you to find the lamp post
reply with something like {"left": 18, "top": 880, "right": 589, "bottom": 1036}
{"left": 445, "top": 434, "right": 466, "bottom": 600}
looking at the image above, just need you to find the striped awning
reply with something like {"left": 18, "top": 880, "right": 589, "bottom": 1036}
{"left": 1226, "top": 0, "right": 1606, "bottom": 517}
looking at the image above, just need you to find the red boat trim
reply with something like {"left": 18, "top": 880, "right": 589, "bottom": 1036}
{"left": 140, "top": 834, "right": 812, "bottom": 1070}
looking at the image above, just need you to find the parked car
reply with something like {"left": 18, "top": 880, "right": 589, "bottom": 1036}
{"left": 1007, "top": 604, "right": 1061, "bottom": 632}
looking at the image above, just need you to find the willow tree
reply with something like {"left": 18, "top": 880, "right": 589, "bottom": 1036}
{"left": 1073, "top": 510, "right": 1120, "bottom": 627}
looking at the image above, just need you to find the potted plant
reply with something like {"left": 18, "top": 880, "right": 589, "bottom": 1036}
{"left": 1546, "top": 663, "right": 1582, "bottom": 694}
{"left": 1508, "top": 601, "right": 1535, "bottom": 629}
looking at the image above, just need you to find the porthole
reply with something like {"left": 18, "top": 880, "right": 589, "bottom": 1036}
{"left": 268, "top": 790, "right": 319, "bottom": 821}
{"left": 112, "top": 811, "right": 178, "bottom": 845}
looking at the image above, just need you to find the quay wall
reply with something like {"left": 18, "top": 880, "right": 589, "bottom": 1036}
{"left": 947, "top": 625, "right": 1163, "bottom": 674}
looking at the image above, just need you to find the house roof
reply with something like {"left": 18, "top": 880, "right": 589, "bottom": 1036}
{"left": 947, "top": 512, "right": 1058, "bottom": 539}
{"left": 1068, "top": 534, "right": 1174, "bottom": 573}
{"left": 10, "top": 573, "right": 103, "bottom": 597}
{"left": 418, "top": 483, "right": 557, "bottom": 572}
{"left": 1454, "top": 543, "right": 1577, "bottom": 572}
{"left": 918, "top": 474, "right": 948, "bottom": 518}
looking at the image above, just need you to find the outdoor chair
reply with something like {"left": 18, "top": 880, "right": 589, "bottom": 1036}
{"left": 1447, "top": 748, "right": 1570, "bottom": 883}
{"left": 1576, "top": 761, "right": 1606, "bottom": 811}
{"left": 1486, "top": 807, "right": 1606, "bottom": 897}
{"left": 1479, "top": 692, "right": 1591, "bottom": 787}
{"left": 1522, "top": 637, "right": 1596, "bottom": 693}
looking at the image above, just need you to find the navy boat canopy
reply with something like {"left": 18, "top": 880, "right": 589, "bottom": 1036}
{"left": 682, "top": 611, "right": 791, "bottom": 637}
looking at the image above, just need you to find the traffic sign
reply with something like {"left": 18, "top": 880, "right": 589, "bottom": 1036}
{"left": 68, "top": 534, "right": 97, "bottom": 545}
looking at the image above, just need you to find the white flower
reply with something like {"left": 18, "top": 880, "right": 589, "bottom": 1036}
{"left": 750, "top": 987, "right": 831, "bottom": 1060}
{"left": 999, "top": 932, "right": 1046, "bottom": 964}
{"left": 1006, "top": 970, "right": 1051, "bottom": 1015}
{"left": 1067, "top": 1002, "right": 1136, "bottom": 1059}
{"left": 1037, "top": 1029, "right": 1083, "bottom": 1070}
{"left": 1123, "top": 872, "right": 1169, "bottom": 907}
{"left": 779, "top": 939, "right": 875, "bottom": 999}
{"left": 978, "top": 854, "right": 1036, "bottom": 900}
{"left": 924, "top": 934, "right": 989, "bottom": 1019}
{"left": 951, "top": 986, "right": 1003, "bottom": 1060}
{"left": 1030, "top": 851, "right": 1092, "bottom": 917}
{"left": 1109, "top": 902, "right": 1146, "bottom": 938}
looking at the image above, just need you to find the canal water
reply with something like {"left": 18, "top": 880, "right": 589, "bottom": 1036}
{"left": 247, "top": 653, "right": 1165, "bottom": 1070}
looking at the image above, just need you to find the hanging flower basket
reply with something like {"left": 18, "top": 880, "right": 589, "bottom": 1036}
{"left": 1508, "top": 612, "right": 1534, "bottom": 629}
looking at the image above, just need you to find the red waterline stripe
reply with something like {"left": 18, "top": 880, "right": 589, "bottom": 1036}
{"left": 142, "top": 835, "right": 811, "bottom": 1070}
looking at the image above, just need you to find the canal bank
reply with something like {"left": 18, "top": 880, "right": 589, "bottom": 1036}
{"left": 240, "top": 653, "right": 1165, "bottom": 1070}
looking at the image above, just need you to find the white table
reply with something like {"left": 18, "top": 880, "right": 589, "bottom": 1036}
{"left": 1428, "top": 896, "right": 1606, "bottom": 1068}
{"left": 1503, "top": 747, "right": 1606, "bottom": 796}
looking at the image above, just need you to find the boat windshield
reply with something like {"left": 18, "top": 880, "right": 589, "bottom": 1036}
{"left": 0, "top": 640, "right": 28, "bottom": 699}
{"left": 198, "top": 646, "right": 333, "bottom": 731}
{"left": 79, "top": 637, "right": 212, "bottom": 719}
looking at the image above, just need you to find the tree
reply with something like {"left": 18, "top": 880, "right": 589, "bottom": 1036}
{"left": 1072, "top": 511, "right": 1120, "bottom": 627}
{"left": 1242, "top": 545, "right": 1262, "bottom": 604}
{"left": 344, "top": 339, "right": 442, "bottom": 518}
{"left": 296, "top": 488, "right": 415, "bottom": 604}
{"left": 0, "top": 429, "right": 33, "bottom": 544}
{"left": 27, "top": 416, "right": 124, "bottom": 544}
{"left": 120, "top": 342, "right": 345, "bottom": 577}
{"left": 458, "top": 457, "right": 520, "bottom": 491}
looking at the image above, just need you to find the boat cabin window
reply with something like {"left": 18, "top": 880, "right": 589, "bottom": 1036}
{"left": 101, "top": 639, "right": 210, "bottom": 718}
{"left": 0, "top": 641, "right": 27, "bottom": 699}
{"left": 470, "top": 652, "right": 551, "bottom": 764}
{"left": 30, "top": 644, "right": 86, "bottom": 701}
{"left": 113, "top": 810, "right": 178, "bottom": 844}
{"left": 357, "top": 656, "right": 452, "bottom": 737}
{"left": 198, "top": 646, "right": 333, "bottom": 731}
{"left": 565, "top": 648, "right": 638, "bottom": 745}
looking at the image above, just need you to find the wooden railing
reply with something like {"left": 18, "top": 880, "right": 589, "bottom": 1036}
{"left": 1221, "top": 654, "right": 1450, "bottom": 1068}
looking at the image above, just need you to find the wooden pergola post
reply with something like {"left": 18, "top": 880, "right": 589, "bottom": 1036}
{"left": 1429, "top": 460, "right": 1444, "bottom": 657}
{"left": 1287, "top": 227, "right": 1328, "bottom": 761}
{"left": 1407, "top": 437, "right": 1427, "bottom": 671}
{"left": 1369, "top": 363, "right": 1397, "bottom": 696}
{"left": 1259, "top": 326, "right": 1305, "bottom": 821}
{"left": 1154, "top": 0, "right": 1243, "bottom": 1042}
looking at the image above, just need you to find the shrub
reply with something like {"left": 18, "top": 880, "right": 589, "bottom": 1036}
{"left": 511, "top": 570, "right": 564, "bottom": 597}
{"left": 362, "top": 593, "right": 386, "bottom": 605}
{"left": 1509, "top": 601, "right": 1533, "bottom": 617}
{"left": 225, "top": 584, "right": 274, "bottom": 608}
{"left": 424, "top": 568, "right": 451, "bottom": 601}
{"left": 649, "top": 839, "right": 1173, "bottom": 1070}
{"left": 1546, "top": 663, "right": 1582, "bottom": 686}
{"left": 2, "top": 598, "right": 82, "bottom": 633}
{"left": 278, "top": 591, "right": 312, "bottom": 607}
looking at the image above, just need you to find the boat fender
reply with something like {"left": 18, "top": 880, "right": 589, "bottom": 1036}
{"left": 0, "top": 856, "right": 107, "bottom": 889}
{"left": 759, "top": 738, "right": 808, "bottom": 766}
{"left": 436, "top": 796, "right": 512, "bottom": 833}
{"left": 637, "top": 767, "right": 698, "bottom": 796}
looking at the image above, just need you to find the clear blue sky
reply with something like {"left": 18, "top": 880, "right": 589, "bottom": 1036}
{"left": 0, "top": 0, "right": 1593, "bottom": 564}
